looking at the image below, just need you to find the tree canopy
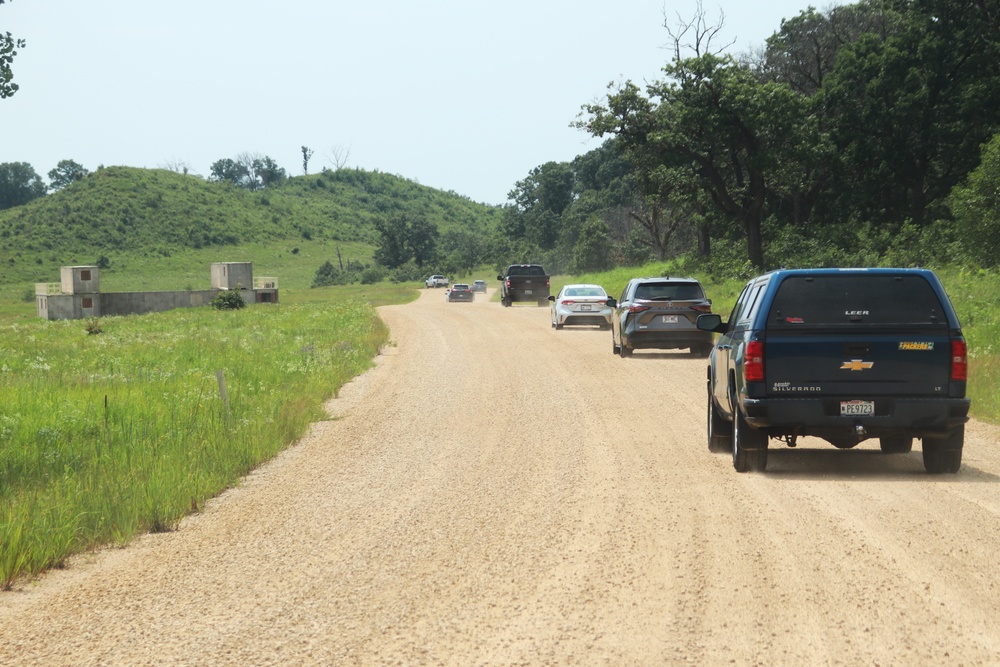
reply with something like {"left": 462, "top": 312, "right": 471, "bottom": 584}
{"left": 1, "top": 0, "right": 24, "bottom": 99}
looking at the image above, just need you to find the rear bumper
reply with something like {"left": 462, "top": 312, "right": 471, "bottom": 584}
{"left": 509, "top": 292, "right": 549, "bottom": 301}
{"left": 743, "top": 396, "right": 971, "bottom": 438}
{"left": 624, "top": 329, "right": 713, "bottom": 350}
{"left": 562, "top": 314, "right": 611, "bottom": 326}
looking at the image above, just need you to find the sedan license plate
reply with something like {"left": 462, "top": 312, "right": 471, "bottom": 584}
{"left": 662, "top": 315, "right": 679, "bottom": 324}
{"left": 840, "top": 400, "right": 874, "bottom": 416}
{"left": 580, "top": 304, "right": 592, "bottom": 311}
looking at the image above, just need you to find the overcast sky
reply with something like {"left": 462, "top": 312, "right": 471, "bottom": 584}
{"left": 2, "top": 0, "right": 831, "bottom": 205}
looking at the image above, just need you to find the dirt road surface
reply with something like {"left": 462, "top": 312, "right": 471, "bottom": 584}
{"left": 2, "top": 287, "right": 1000, "bottom": 666}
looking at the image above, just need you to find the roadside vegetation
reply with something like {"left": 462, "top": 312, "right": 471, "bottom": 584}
{"left": 0, "top": 293, "right": 399, "bottom": 588}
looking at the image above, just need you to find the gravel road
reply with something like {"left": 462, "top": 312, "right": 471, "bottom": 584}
{"left": 2, "top": 287, "right": 1000, "bottom": 666}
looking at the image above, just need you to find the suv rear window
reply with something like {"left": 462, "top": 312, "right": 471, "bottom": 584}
{"left": 767, "top": 274, "right": 947, "bottom": 328}
{"left": 634, "top": 282, "right": 705, "bottom": 301}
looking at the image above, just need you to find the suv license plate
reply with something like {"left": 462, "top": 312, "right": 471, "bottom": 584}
{"left": 840, "top": 400, "right": 874, "bottom": 416}
{"left": 524, "top": 290, "right": 532, "bottom": 295}
{"left": 662, "top": 315, "right": 678, "bottom": 324}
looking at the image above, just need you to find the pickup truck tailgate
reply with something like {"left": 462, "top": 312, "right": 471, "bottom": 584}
{"left": 764, "top": 330, "right": 952, "bottom": 396}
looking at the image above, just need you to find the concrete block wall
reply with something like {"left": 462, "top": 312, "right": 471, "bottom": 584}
{"left": 36, "top": 263, "right": 275, "bottom": 320}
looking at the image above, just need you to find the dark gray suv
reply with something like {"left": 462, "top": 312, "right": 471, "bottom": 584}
{"left": 607, "top": 277, "right": 714, "bottom": 357}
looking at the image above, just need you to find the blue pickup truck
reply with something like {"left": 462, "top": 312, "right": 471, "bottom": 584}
{"left": 697, "top": 268, "right": 970, "bottom": 474}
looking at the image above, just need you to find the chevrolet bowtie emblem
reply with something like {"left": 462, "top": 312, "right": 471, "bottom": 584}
{"left": 841, "top": 359, "right": 874, "bottom": 371}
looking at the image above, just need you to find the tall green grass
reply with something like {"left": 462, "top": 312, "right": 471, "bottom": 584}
{"left": 0, "top": 298, "right": 388, "bottom": 588}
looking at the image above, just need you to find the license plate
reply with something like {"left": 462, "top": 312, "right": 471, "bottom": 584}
{"left": 840, "top": 400, "right": 874, "bottom": 416}
{"left": 662, "top": 315, "right": 678, "bottom": 324}
{"left": 581, "top": 304, "right": 592, "bottom": 311}
{"left": 524, "top": 290, "right": 532, "bottom": 295}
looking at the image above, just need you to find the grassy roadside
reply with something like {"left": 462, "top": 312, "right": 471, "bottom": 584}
{"left": 0, "top": 285, "right": 413, "bottom": 588}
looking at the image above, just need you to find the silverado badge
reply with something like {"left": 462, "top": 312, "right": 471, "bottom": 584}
{"left": 841, "top": 359, "right": 874, "bottom": 371}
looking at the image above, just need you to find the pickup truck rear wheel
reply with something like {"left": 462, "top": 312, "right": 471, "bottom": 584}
{"left": 732, "top": 406, "right": 768, "bottom": 472}
{"left": 922, "top": 427, "right": 964, "bottom": 474}
{"left": 879, "top": 436, "right": 913, "bottom": 454}
{"left": 707, "top": 384, "right": 732, "bottom": 453}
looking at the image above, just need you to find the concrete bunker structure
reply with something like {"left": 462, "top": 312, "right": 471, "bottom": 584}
{"left": 36, "top": 262, "right": 278, "bottom": 321}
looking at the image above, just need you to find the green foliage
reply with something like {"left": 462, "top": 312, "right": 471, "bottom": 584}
{"left": 0, "top": 162, "right": 47, "bottom": 210}
{"left": 359, "top": 265, "right": 388, "bottom": 284}
{"left": 372, "top": 213, "right": 439, "bottom": 268}
{"left": 572, "top": 216, "right": 612, "bottom": 273}
{"left": 0, "top": 0, "right": 24, "bottom": 99}
{"left": 47, "top": 159, "right": 90, "bottom": 191}
{"left": 210, "top": 288, "right": 246, "bottom": 310}
{"left": 949, "top": 133, "right": 1000, "bottom": 267}
{"left": 83, "top": 317, "right": 103, "bottom": 335}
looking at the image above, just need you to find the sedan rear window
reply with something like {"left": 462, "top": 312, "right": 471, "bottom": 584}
{"left": 767, "top": 275, "right": 948, "bottom": 328}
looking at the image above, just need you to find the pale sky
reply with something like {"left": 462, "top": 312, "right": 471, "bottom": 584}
{"left": 2, "top": 0, "right": 829, "bottom": 205}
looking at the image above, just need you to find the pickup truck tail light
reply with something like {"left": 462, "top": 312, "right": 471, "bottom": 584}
{"left": 951, "top": 340, "right": 968, "bottom": 381}
{"left": 744, "top": 340, "right": 764, "bottom": 382}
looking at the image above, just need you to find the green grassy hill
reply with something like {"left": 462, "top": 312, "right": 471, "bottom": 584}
{"left": 0, "top": 166, "right": 501, "bottom": 288}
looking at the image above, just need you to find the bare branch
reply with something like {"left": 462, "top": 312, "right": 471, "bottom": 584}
{"left": 662, "top": 0, "right": 734, "bottom": 59}
{"left": 326, "top": 144, "right": 352, "bottom": 170}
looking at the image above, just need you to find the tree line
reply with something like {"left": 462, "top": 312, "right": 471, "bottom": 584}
{"left": 495, "top": 0, "right": 1000, "bottom": 275}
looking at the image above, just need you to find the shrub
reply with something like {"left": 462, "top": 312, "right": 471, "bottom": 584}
{"left": 211, "top": 288, "right": 246, "bottom": 310}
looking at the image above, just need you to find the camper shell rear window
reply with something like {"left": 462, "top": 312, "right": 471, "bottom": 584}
{"left": 767, "top": 274, "right": 948, "bottom": 329}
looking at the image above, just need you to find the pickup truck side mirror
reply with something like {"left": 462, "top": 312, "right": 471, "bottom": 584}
{"left": 605, "top": 297, "right": 617, "bottom": 308}
{"left": 697, "top": 313, "right": 726, "bottom": 333}
{"left": 496, "top": 275, "right": 503, "bottom": 281}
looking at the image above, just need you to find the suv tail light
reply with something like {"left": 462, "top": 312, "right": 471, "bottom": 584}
{"left": 951, "top": 340, "right": 968, "bottom": 381}
{"left": 744, "top": 340, "right": 764, "bottom": 382}
{"left": 628, "top": 304, "right": 651, "bottom": 313}
{"left": 691, "top": 304, "right": 712, "bottom": 313}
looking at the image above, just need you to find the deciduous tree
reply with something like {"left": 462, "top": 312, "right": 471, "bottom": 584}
{"left": 0, "top": 161, "right": 46, "bottom": 209}
{"left": 47, "top": 159, "right": 89, "bottom": 191}
{"left": 1, "top": 0, "right": 24, "bottom": 99}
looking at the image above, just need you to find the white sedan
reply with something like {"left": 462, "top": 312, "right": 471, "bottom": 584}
{"left": 547, "top": 284, "right": 613, "bottom": 330}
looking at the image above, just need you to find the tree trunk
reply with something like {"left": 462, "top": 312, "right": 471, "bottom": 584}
{"left": 697, "top": 222, "right": 711, "bottom": 258}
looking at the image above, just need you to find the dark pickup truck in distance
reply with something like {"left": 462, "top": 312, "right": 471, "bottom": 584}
{"left": 497, "top": 264, "right": 550, "bottom": 307}
{"left": 697, "top": 268, "right": 970, "bottom": 474}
